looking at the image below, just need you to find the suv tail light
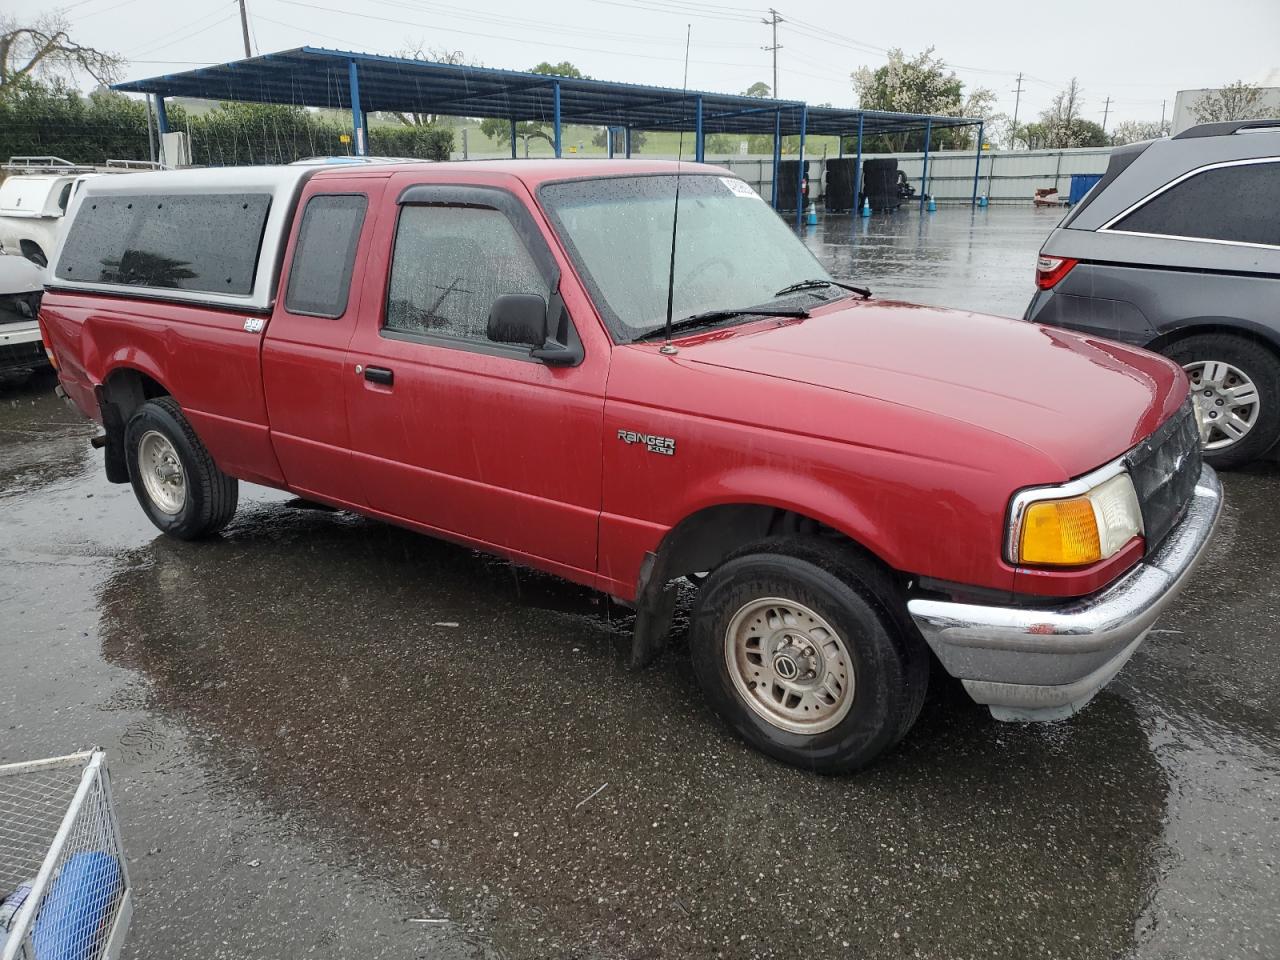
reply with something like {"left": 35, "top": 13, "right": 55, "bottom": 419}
{"left": 1036, "top": 255, "right": 1078, "bottom": 290}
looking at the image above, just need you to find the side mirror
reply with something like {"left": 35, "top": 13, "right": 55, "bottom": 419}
{"left": 487, "top": 293, "right": 582, "bottom": 366}
{"left": 487, "top": 293, "right": 547, "bottom": 348}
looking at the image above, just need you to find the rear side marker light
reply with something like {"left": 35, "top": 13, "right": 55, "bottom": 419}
{"left": 37, "top": 313, "right": 60, "bottom": 370}
{"left": 1035, "top": 255, "right": 1078, "bottom": 290}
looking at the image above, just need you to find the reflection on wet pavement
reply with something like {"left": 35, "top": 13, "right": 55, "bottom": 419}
{"left": 2, "top": 209, "right": 1278, "bottom": 958}
{"left": 801, "top": 207, "right": 1067, "bottom": 318}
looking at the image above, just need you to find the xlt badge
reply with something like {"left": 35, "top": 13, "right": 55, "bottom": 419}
{"left": 617, "top": 429, "right": 675, "bottom": 456}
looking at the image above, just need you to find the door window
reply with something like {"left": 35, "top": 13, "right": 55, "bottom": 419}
{"left": 285, "top": 194, "right": 368, "bottom": 317}
{"left": 384, "top": 205, "right": 549, "bottom": 343}
{"left": 1110, "top": 159, "right": 1280, "bottom": 247}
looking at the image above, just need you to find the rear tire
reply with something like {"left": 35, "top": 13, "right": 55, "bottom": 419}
{"left": 124, "top": 397, "right": 238, "bottom": 539}
{"left": 689, "top": 538, "right": 928, "bottom": 774}
{"left": 1164, "top": 333, "right": 1280, "bottom": 469}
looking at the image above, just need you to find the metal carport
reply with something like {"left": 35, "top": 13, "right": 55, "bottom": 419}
{"left": 112, "top": 47, "right": 986, "bottom": 226}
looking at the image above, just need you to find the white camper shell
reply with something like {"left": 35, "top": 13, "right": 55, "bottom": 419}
{"left": 50, "top": 166, "right": 314, "bottom": 313}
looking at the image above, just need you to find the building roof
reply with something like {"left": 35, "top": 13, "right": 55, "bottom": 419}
{"left": 113, "top": 47, "right": 982, "bottom": 138}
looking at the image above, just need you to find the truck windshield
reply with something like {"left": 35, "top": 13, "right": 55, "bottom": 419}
{"left": 539, "top": 174, "right": 833, "bottom": 342}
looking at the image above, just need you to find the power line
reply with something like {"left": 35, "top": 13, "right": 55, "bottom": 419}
{"left": 271, "top": 0, "right": 777, "bottom": 73}
{"left": 130, "top": 11, "right": 239, "bottom": 59}
{"left": 368, "top": 0, "right": 753, "bottom": 48}
{"left": 760, "top": 8, "right": 782, "bottom": 98}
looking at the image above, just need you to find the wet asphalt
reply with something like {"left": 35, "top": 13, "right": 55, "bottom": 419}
{"left": 2, "top": 205, "right": 1277, "bottom": 959}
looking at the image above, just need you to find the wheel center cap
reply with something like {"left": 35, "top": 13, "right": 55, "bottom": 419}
{"left": 772, "top": 652, "right": 800, "bottom": 680}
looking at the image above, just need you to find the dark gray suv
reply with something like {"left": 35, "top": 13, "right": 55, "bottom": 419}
{"left": 1026, "top": 119, "right": 1280, "bottom": 468}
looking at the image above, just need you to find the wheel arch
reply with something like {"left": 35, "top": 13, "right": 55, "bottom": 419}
{"left": 628, "top": 497, "right": 905, "bottom": 670}
{"left": 1146, "top": 317, "right": 1280, "bottom": 358}
{"left": 96, "top": 365, "right": 174, "bottom": 483}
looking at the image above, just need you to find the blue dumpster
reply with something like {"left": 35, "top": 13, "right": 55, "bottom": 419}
{"left": 1068, "top": 173, "right": 1103, "bottom": 206}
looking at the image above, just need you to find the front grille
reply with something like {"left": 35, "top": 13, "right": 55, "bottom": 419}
{"left": 1126, "top": 401, "right": 1202, "bottom": 552}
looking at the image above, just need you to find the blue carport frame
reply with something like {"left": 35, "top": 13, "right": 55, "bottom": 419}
{"left": 112, "top": 47, "right": 982, "bottom": 217}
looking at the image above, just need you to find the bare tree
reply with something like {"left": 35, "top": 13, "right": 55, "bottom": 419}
{"left": 1042, "top": 78, "right": 1083, "bottom": 143}
{"left": 386, "top": 45, "right": 476, "bottom": 126}
{"left": 1191, "top": 81, "right": 1269, "bottom": 123}
{"left": 0, "top": 13, "right": 122, "bottom": 100}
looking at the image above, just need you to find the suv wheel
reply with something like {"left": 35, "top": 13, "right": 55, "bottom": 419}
{"left": 124, "top": 397, "right": 239, "bottom": 539}
{"left": 1165, "top": 334, "right": 1280, "bottom": 469}
{"left": 689, "top": 538, "right": 928, "bottom": 774}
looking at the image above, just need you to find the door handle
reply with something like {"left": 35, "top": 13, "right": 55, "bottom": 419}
{"left": 363, "top": 366, "right": 394, "bottom": 386}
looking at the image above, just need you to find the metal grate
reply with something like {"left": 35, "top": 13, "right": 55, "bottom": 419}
{"left": 1127, "top": 401, "right": 1203, "bottom": 553}
{"left": 0, "top": 752, "right": 132, "bottom": 960}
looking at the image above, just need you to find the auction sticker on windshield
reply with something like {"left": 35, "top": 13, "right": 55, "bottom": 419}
{"left": 720, "top": 177, "right": 761, "bottom": 199}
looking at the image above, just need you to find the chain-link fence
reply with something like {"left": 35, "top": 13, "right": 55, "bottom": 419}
{"left": 0, "top": 752, "right": 131, "bottom": 960}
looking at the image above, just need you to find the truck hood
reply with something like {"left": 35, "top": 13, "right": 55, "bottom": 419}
{"left": 674, "top": 299, "right": 1186, "bottom": 478}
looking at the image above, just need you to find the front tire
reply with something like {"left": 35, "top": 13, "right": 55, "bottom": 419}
{"left": 1164, "top": 334, "right": 1280, "bottom": 469}
{"left": 124, "top": 397, "right": 238, "bottom": 539}
{"left": 689, "top": 539, "right": 928, "bottom": 774}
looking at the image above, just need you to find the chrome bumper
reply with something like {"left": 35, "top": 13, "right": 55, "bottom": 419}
{"left": 907, "top": 464, "right": 1222, "bottom": 721}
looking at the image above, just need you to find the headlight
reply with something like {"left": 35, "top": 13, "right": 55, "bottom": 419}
{"left": 1010, "top": 469, "right": 1144, "bottom": 567}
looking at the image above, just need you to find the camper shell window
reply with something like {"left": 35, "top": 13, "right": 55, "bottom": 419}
{"left": 55, "top": 193, "right": 272, "bottom": 295}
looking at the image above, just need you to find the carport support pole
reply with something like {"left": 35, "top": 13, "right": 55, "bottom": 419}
{"left": 918, "top": 117, "right": 932, "bottom": 211}
{"left": 553, "top": 81, "right": 562, "bottom": 158}
{"left": 624, "top": 127, "right": 632, "bottom": 158}
{"left": 694, "top": 95, "right": 704, "bottom": 163}
{"left": 154, "top": 95, "right": 169, "bottom": 135}
{"left": 347, "top": 60, "right": 365, "bottom": 156}
{"left": 971, "top": 122, "right": 984, "bottom": 206}
{"left": 510, "top": 120, "right": 518, "bottom": 159}
{"left": 795, "top": 104, "right": 807, "bottom": 228}
{"left": 852, "top": 114, "right": 864, "bottom": 213}
{"left": 771, "top": 109, "right": 781, "bottom": 209}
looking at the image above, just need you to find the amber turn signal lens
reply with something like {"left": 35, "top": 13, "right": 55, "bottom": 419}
{"left": 1019, "top": 497, "right": 1102, "bottom": 566}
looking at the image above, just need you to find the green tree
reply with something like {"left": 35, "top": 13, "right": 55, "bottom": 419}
{"left": 743, "top": 81, "right": 770, "bottom": 98}
{"left": 478, "top": 61, "right": 587, "bottom": 150}
{"left": 590, "top": 127, "right": 647, "bottom": 152}
{"left": 850, "top": 47, "right": 997, "bottom": 150}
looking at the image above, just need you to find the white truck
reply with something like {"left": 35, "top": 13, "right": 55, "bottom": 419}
{"left": 0, "top": 157, "right": 162, "bottom": 268}
{"left": 0, "top": 255, "right": 46, "bottom": 375}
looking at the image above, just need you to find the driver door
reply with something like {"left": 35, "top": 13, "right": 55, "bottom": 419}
{"left": 343, "top": 179, "right": 609, "bottom": 580}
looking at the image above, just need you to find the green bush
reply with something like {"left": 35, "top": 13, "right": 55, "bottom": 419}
{"left": 0, "top": 80, "right": 454, "bottom": 166}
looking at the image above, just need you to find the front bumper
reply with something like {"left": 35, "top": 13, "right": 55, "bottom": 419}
{"left": 907, "top": 464, "right": 1222, "bottom": 721}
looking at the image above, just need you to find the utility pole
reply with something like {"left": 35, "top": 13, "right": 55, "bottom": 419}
{"left": 1009, "top": 72, "right": 1024, "bottom": 149}
{"left": 1160, "top": 99, "right": 1167, "bottom": 135}
{"left": 761, "top": 8, "right": 783, "bottom": 98}
{"left": 1101, "top": 96, "right": 1113, "bottom": 134}
{"left": 237, "top": 0, "right": 252, "bottom": 58}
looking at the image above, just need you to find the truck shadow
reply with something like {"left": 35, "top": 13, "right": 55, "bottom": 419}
{"left": 96, "top": 498, "right": 1171, "bottom": 960}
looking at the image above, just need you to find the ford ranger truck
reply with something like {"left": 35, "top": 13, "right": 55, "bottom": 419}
{"left": 39, "top": 162, "right": 1222, "bottom": 773}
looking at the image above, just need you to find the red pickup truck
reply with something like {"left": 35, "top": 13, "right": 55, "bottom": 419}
{"left": 40, "top": 160, "right": 1221, "bottom": 772}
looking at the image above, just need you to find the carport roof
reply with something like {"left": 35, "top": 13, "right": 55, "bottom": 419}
{"left": 112, "top": 47, "right": 982, "bottom": 137}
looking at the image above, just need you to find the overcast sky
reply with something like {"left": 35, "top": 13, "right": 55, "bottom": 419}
{"left": 14, "top": 0, "right": 1280, "bottom": 128}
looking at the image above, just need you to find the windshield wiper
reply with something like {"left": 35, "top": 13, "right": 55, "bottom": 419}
{"left": 774, "top": 277, "right": 872, "bottom": 300}
{"left": 633, "top": 306, "right": 809, "bottom": 342}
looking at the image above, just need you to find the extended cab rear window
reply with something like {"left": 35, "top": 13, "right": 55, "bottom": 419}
{"left": 56, "top": 193, "right": 271, "bottom": 295}
{"left": 285, "top": 194, "right": 367, "bottom": 317}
